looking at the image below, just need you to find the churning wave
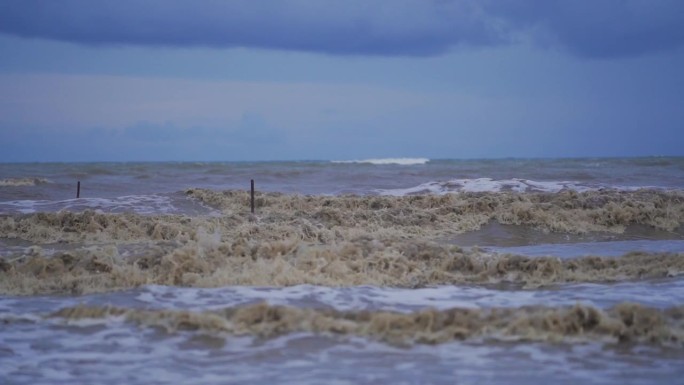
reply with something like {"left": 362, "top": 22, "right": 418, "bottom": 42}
{"left": 373, "top": 177, "right": 661, "bottom": 195}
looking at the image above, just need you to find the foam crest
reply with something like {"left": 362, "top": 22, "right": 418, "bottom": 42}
{"left": 1, "top": 189, "right": 683, "bottom": 295}
{"left": 2, "top": 234, "right": 683, "bottom": 295}
{"left": 0, "top": 194, "right": 180, "bottom": 215}
{"left": 3, "top": 279, "right": 682, "bottom": 318}
{"left": 131, "top": 280, "right": 684, "bottom": 313}
{"left": 48, "top": 302, "right": 684, "bottom": 347}
{"left": 6, "top": 188, "right": 678, "bottom": 244}
{"left": 376, "top": 178, "right": 594, "bottom": 195}
{"left": 186, "top": 188, "right": 684, "bottom": 234}
{"left": 488, "top": 240, "right": 684, "bottom": 258}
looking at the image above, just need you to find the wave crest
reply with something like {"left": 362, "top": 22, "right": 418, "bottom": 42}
{"left": 332, "top": 158, "right": 429, "bottom": 165}
{"left": 2, "top": 189, "right": 683, "bottom": 295}
{"left": 49, "top": 302, "right": 684, "bottom": 347}
{"left": 0, "top": 177, "right": 51, "bottom": 187}
{"left": 2, "top": 235, "right": 682, "bottom": 295}
{"left": 377, "top": 178, "right": 598, "bottom": 195}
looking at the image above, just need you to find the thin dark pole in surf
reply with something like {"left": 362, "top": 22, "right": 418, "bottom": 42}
{"left": 77, "top": 181, "right": 81, "bottom": 198}
{"left": 251, "top": 179, "right": 255, "bottom": 214}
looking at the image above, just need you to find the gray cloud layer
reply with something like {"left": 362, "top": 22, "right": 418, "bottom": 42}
{"left": 1, "top": 0, "right": 683, "bottom": 58}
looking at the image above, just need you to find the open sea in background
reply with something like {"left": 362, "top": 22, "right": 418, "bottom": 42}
{"left": 1, "top": 157, "right": 684, "bottom": 385}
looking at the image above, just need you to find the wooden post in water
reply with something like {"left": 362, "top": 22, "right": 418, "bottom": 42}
{"left": 250, "top": 179, "right": 255, "bottom": 214}
{"left": 77, "top": 181, "right": 81, "bottom": 198}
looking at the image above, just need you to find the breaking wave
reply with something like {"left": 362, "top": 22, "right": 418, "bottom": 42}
{"left": 374, "top": 178, "right": 655, "bottom": 195}
{"left": 47, "top": 302, "right": 684, "bottom": 347}
{"left": 185, "top": 188, "right": 684, "bottom": 235}
{"left": 0, "top": 195, "right": 181, "bottom": 215}
{"left": 1, "top": 189, "right": 682, "bottom": 295}
{"left": 2, "top": 160, "right": 683, "bottom": 384}
{"left": 0, "top": 177, "right": 51, "bottom": 187}
{"left": 2, "top": 235, "right": 682, "bottom": 295}
{"left": 0, "top": 191, "right": 218, "bottom": 216}
{"left": 2, "top": 188, "right": 682, "bottom": 245}
{"left": 331, "top": 158, "right": 430, "bottom": 165}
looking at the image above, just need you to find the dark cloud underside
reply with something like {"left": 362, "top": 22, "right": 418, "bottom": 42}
{"left": 0, "top": 0, "right": 683, "bottom": 58}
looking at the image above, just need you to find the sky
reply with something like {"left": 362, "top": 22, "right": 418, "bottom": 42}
{"left": 0, "top": 0, "right": 683, "bottom": 162}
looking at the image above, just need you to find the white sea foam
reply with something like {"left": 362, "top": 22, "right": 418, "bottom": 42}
{"left": 125, "top": 280, "right": 684, "bottom": 313}
{"left": 331, "top": 158, "right": 430, "bottom": 165}
{"left": 376, "top": 178, "right": 595, "bottom": 195}
{"left": 3, "top": 280, "right": 682, "bottom": 318}
{"left": 486, "top": 240, "right": 684, "bottom": 259}
{"left": 0, "top": 194, "right": 179, "bottom": 215}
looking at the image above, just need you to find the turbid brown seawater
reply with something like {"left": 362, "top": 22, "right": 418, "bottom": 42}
{"left": 2, "top": 159, "right": 684, "bottom": 385}
{"left": 1, "top": 189, "right": 683, "bottom": 295}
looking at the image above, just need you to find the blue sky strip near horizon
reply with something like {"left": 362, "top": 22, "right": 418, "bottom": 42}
{"left": 0, "top": 0, "right": 683, "bottom": 162}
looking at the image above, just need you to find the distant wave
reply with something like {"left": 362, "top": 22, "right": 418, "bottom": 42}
{"left": 332, "top": 158, "right": 429, "bottom": 165}
{"left": 0, "top": 177, "right": 51, "bottom": 187}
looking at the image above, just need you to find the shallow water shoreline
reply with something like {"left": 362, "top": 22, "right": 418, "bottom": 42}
{"left": 1, "top": 182, "right": 683, "bottom": 384}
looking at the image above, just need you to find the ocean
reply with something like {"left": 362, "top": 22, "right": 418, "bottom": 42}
{"left": 1, "top": 157, "right": 683, "bottom": 384}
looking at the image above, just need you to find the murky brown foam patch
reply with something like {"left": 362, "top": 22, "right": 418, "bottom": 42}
{"left": 1, "top": 189, "right": 682, "bottom": 245}
{"left": 48, "top": 302, "right": 684, "bottom": 347}
{"left": 1, "top": 189, "right": 682, "bottom": 295}
{"left": 1, "top": 236, "right": 682, "bottom": 295}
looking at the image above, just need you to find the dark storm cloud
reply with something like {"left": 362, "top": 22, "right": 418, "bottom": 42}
{"left": 0, "top": 0, "right": 504, "bottom": 56}
{"left": 487, "top": 0, "right": 684, "bottom": 58}
{"left": 0, "top": 0, "right": 682, "bottom": 58}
